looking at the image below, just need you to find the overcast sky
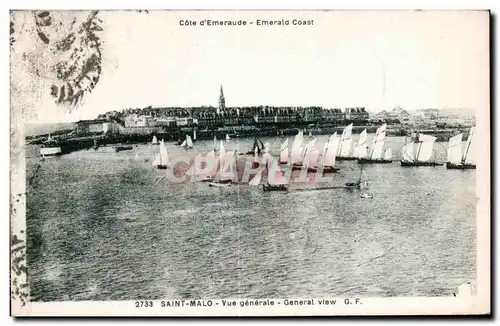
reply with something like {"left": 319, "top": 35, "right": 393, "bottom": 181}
{"left": 11, "top": 10, "right": 489, "bottom": 123}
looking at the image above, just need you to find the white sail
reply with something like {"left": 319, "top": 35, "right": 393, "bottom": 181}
{"left": 193, "top": 129, "right": 197, "bottom": 141}
{"left": 261, "top": 152, "right": 273, "bottom": 170}
{"left": 263, "top": 142, "right": 271, "bottom": 153}
{"left": 220, "top": 151, "right": 236, "bottom": 181}
{"left": 280, "top": 138, "right": 289, "bottom": 163}
{"left": 186, "top": 135, "right": 194, "bottom": 148}
{"left": 249, "top": 169, "right": 263, "bottom": 186}
{"left": 180, "top": 140, "right": 187, "bottom": 147}
{"left": 291, "top": 131, "right": 304, "bottom": 165}
{"left": 202, "top": 150, "right": 218, "bottom": 178}
{"left": 416, "top": 134, "right": 437, "bottom": 162}
{"left": 354, "top": 129, "right": 368, "bottom": 158}
{"left": 226, "top": 134, "right": 230, "bottom": 141}
{"left": 447, "top": 133, "right": 463, "bottom": 164}
{"left": 160, "top": 141, "right": 170, "bottom": 166}
{"left": 340, "top": 138, "right": 352, "bottom": 157}
{"left": 323, "top": 133, "right": 339, "bottom": 167}
{"left": 305, "top": 149, "right": 320, "bottom": 168}
{"left": 369, "top": 124, "right": 387, "bottom": 160}
{"left": 152, "top": 136, "right": 158, "bottom": 144}
{"left": 383, "top": 148, "right": 392, "bottom": 160}
{"left": 338, "top": 123, "right": 353, "bottom": 157}
{"left": 213, "top": 135, "right": 217, "bottom": 151}
{"left": 463, "top": 127, "right": 476, "bottom": 165}
{"left": 370, "top": 141, "right": 385, "bottom": 160}
{"left": 401, "top": 142, "right": 415, "bottom": 162}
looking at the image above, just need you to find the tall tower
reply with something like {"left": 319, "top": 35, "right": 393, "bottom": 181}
{"left": 218, "top": 84, "right": 225, "bottom": 115}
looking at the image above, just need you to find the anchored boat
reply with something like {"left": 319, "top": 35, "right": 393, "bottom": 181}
{"left": 320, "top": 132, "right": 340, "bottom": 173}
{"left": 278, "top": 138, "right": 289, "bottom": 165}
{"left": 292, "top": 137, "right": 320, "bottom": 172}
{"left": 246, "top": 138, "right": 265, "bottom": 155}
{"left": 263, "top": 169, "right": 289, "bottom": 192}
{"left": 401, "top": 133, "right": 441, "bottom": 167}
{"left": 114, "top": 145, "right": 133, "bottom": 152}
{"left": 152, "top": 140, "right": 170, "bottom": 169}
{"left": 179, "top": 134, "right": 194, "bottom": 149}
{"left": 445, "top": 126, "right": 476, "bottom": 170}
{"left": 209, "top": 146, "right": 236, "bottom": 187}
{"left": 357, "top": 124, "right": 393, "bottom": 164}
{"left": 40, "top": 134, "right": 62, "bottom": 157}
{"left": 336, "top": 123, "right": 356, "bottom": 161}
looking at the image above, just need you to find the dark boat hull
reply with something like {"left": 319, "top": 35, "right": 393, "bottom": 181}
{"left": 292, "top": 164, "right": 320, "bottom": 172}
{"left": 400, "top": 161, "right": 441, "bottom": 167}
{"left": 115, "top": 146, "right": 133, "bottom": 152}
{"left": 263, "top": 184, "right": 289, "bottom": 192}
{"left": 357, "top": 158, "right": 393, "bottom": 164}
{"left": 445, "top": 162, "right": 476, "bottom": 170}
{"left": 335, "top": 156, "right": 357, "bottom": 161}
{"left": 323, "top": 166, "right": 340, "bottom": 173}
{"left": 156, "top": 165, "right": 169, "bottom": 169}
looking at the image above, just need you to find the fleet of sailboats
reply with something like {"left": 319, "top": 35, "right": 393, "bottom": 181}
{"left": 445, "top": 126, "right": 476, "bottom": 169}
{"left": 401, "top": 133, "right": 440, "bottom": 167}
{"left": 143, "top": 124, "right": 475, "bottom": 193}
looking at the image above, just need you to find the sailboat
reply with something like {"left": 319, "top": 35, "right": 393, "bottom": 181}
{"left": 263, "top": 166, "right": 289, "bottom": 192}
{"left": 336, "top": 123, "right": 356, "bottom": 161}
{"left": 445, "top": 127, "right": 476, "bottom": 169}
{"left": 226, "top": 134, "right": 230, "bottom": 141}
{"left": 195, "top": 149, "right": 219, "bottom": 182}
{"left": 321, "top": 133, "right": 340, "bottom": 173}
{"left": 209, "top": 149, "right": 237, "bottom": 187}
{"left": 179, "top": 135, "right": 194, "bottom": 149}
{"left": 290, "top": 130, "right": 305, "bottom": 168}
{"left": 246, "top": 138, "right": 265, "bottom": 155}
{"left": 40, "top": 134, "right": 62, "bottom": 157}
{"left": 279, "top": 138, "right": 289, "bottom": 165}
{"left": 193, "top": 129, "right": 197, "bottom": 142}
{"left": 401, "top": 133, "right": 441, "bottom": 167}
{"left": 293, "top": 137, "right": 319, "bottom": 172}
{"left": 152, "top": 135, "right": 159, "bottom": 145}
{"left": 152, "top": 140, "right": 170, "bottom": 169}
{"left": 357, "top": 124, "right": 392, "bottom": 164}
{"left": 353, "top": 129, "right": 368, "bottom": 159}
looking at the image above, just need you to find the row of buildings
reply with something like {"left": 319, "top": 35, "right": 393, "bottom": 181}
{"left": 79, "top": 85, "right": 472, "bottom": 136}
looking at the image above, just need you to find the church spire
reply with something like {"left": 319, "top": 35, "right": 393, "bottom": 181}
{"left": 218, "top": 84, "right": 225, "bottom": 114}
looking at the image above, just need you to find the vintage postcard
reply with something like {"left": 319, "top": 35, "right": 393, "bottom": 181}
{"left": 10, "top": 10, "right": 490, "bottom": 316}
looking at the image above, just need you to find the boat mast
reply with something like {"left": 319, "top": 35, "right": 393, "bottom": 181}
{"left": 415, "top": 137, "right": 423, "bottom": 163}
{"left": 462, "top": 130, "right": 474, "bottom": 164}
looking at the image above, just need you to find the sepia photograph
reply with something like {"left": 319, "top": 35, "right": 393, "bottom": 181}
{"left": 9, "top": 9, "right": 490, "bottom": 316}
